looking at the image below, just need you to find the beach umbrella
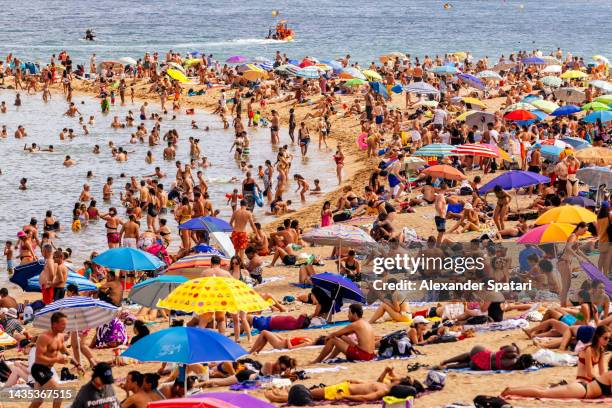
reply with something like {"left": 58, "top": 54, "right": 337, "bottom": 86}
{"left": 583, "top": 110, "right": 612, "bottom": 124}
{"left": 33, "top": 296, "right": 117, "bottom": 332}
{"left": 589, "top": 80, "right": 612, "bottom": 93}
{"left": 184, "top": 58, "right": 202, "bottom": 67}
{"left": 504, "top": 102, "right": 536, "bottom": 112}
{"left": 576, "top": 166, "right": 612, "bottom": 187}
{"left": 563, "top": 196, "right": 597, "bottom": 207}
{"left": 493, "top": 62, "right": 517, "bottom": 71}
{"left": 157, "top": 276, "right": 270, "bottom": 314}
{"left": 535, "top": 205, "right": 597, "bottom": 225}
{"left": 455, "top": 110, "right": 478, "bottom": 122}
{"left": 302, "top": 224, "right": 376, "bottom": 249}
{"left": 369, "top": 82, "right": 390, "bottom": 99}
{"left": 274, "top": 64, "right": 299, "bottom": 76}
{"left": 236, "top": 63, "right": 263, "bottom": 74}
{"left": 541, "top": 76, "right": 562, "bottom": 87}
{"left": 251, "top": 56, "right": 272, "bottom": 64}
{"left": 315, "top": 63, "right": 333, "bottom": 72}
{"left": 482, "top": 143, "right": 513, "bottom": 162}
{"left": 529, "top": 100, "right": 559, "bottom": 114}
{"left": 344, "top": 78, "right": 366, "bottom": 87}
{"left": 595, "top": 95, "right": 612, "bottom": 105}
{"left": 542, "top": 65, "right": 562, "bottom": 74}
{"left": 475, "top": 70, "right": 502, "bottom": 80}
{"left": 129, "top": 275, "right": 189, "bottom": 309}
{"left": 553, "top": 88, "right": 586, "bottom": 104}
{"left": 461, "top": 97, "right": 487, "bottom": 108}
{"left": 391, "top": 84, "right": 404, "bottom": 94}
{"left": 296, "top": 66, "right": 320, "bottom": 79}
{"left": 541, "top": 56, "right": 561, "bottom": 65}
{"left": 10, "top": 259, "right": 45, "bottom": 291}
{"left": 119, "top": 57, "right": 137, "bottom": 65}
{"left": 412, "top": 143, "right": 456, "bottom": 157}
{"left": 165, "top": 253, "right": 231, "bottom": 278}
{"left": 147, "top": 398, "right": 238, "bottom": 408}
{"left": 535, "top": 144, "right": 564, "bottom": 159}
{"left": 452, "top": 52, "right": 467, "bottom": 60}
{"left": 431, "top": 66, "right": 459, "bottom": 75}
{"left": 537, "top": 139, "right": 572, "bottom": 150}
{"left": 27, "top": 271, "right": 97, "bottom": 293}
{"left": 551, "top": 105, "right": 581, "bottom": 116}
{"left": 192, "top": 244, "right": 226, "bottom": 256}
{"left": 167, "top": 62, "right": 186, "bottom": 73}
{"left": 122, "top": 326, "right": 247, "bottom": 364}
{"left": 581, "top": 102, "right": 610, "bottom": 111}
{"left": 521, "top": 94, "right": 542, "bottom": 103}
{"left": 339, "top": 67, "right": 366, "bottom": 80}
{"left": 560, "top": 70, "right": 588, "bottom": 79}
{"left": 403, "top": 156, "right": 427, "bottom": 169}
{"left": 167, "top": 69, "right": 188, "bottom": 83}
{"left": 403, "top": 82, "right": 439, "bottom": 95}
{"left": 575, "top": 148, "right": 612, "bottom": 165}
{"left": 193, "top": 392, "right": 275, "bottom": 408}
{"left": 504, "top": 110, "right": 537, "bottom": 121}
{"left": 422, "top": 165, "right": 466, "bottom": 181}
{"left": 581, "top": 262, "right": 612, "bottom": 297}
{"left": 321, "top": 60, "right": 343, "bottom": 71}
{"left": 362, "top": 69, "right": 382, "bottom": 81}
{"left": 517, "top": 223, "right": 590, "bottom": 244}
{"left": 179, "top": 216, "right": 232, "bottom": 232}
{"left": 465, "top": 111, "right": 496, "bottom": 130}
{"left": 298, "top": 59, "right": 315, "bottom": 68}
{"left": 0, "top": 331, "right": 16, "bottom": 348}
{"left": 479, "top": 170, "right": 550, "bottom": 194}
{"left": 457, "top": 73, "right": 486, "bottom": 90}
{"left": 242, "top": 70, "right": 266, "bottom": 81}
{"left": 226, "top": 55, "right": 247, "bottom": 63}
{"left": 560, "top": 137, "right": 591, "bottom": 150}
{"left": 93, "top": 248, "right": 164, "bottom": 271}
{"left": 311, "top": 272, "right": 365, "bottom": 318}
{"left": 522, "top": 57, "right": 546, "bottom": 65}
{"left": 451, "top": 144, "right": 499, "bottom": 158}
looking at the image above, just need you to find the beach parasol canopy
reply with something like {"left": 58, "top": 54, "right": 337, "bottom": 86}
{"left": 412, "top": 143, "right": 456, "bottom": 157}
{"left": 121, "top": 327, "right": 247, "bottom": 364}
{"left": 93, "top": 248, "right": 164, "bottom": 271}
{"left": 431, "top": 66, "right": 459, "bottom": 75}
{"left": 302, "top": 224, "right": 376, "bottom": 249}
{"left": 451, "top": 143, "right": 499, "bottom": 158}
{"left": 504, "top": 102, "right": 536, "bottom": 112}
{"left": 479, "top": 170, "right": 550, "bottom": 194}
{"left": 27, "top": 271, "right": 97, "bottom": 293}
{"left": 560, "top": 137, "right": 591, "bottom": 150}
{"left": 541, "top": 76, "right": 562, "bottom": 88}
{"left": 563, "top": 196, "right": 596, "bottom": 207}
{"left": 503, "top": 109, "right": 537, "bottom": 121}
{"left": 560, "top": 70, "right": 588, "bottom": 79}
{"left": 33, "top": 297, "right": 117, "bottom": 332}
{"left": 311, "top": 272, "right": 365, "bottom": 317}
{"left": 421, "top": 164, "right": 467, "bottom": 181}
{"left": 167, "top": 68, "right": 188, "bottom": 83}
{"left": 475, "top": 70, "right": 502, "bottom": 80}
{"left": 457, "top": 73, "right": 486, "bottom": 90}
{"left": 226, "top": 55, "right": 247, "bottom": 63}
{"left": 553, "top": 88, "right": 586, "bottom": 104}
{"left": 581, "top": 102, "right": 610, "bottom": 111}
{"left": 344, "top": 78, "right": 367, "bottom": 87}
{"left": 529, "top": 99, "right": 559, "bottom": 114}
{"left": 10, "top": 259, "right": 46, "bottom": 291}
{"left": 465, "top": 111, "right": 496, "bottom": 130}
{"left": 274, "top": 64, "right": 299, "bottom": 76}
{"left": 119, "top": 57, "right": 137, "bottom": 65}
{"left": 296, "top": 66, "right": 320, "bottom": 79}
{"left": 534, "top": 144, "right": 564, "bottom": 159}
{"left": 404, "top": 82, "right": 439, "bottom": 95}
{"left": 595, "top": 95, "right": 612, "bottom": 105}
{"left": 157, "top": 276, "right": 270, "bottom": 314}
{"left": 542, "top": 65, "right": 562, "bottom": 74}
{"left": 129, "top": 275, "right": 189, "bottom": 309}
{"left": 165, "top": 253, "right": 231, "bottom": 278}
{"left": 192, "top": 244, "right": 226, "bottom": 256}
{"left": 369, "top": 82, "right": 390, "bottom": 99}
{"left": 589, "top": 80, "right": 612, "bottom": 93}
{"left": 179, "top": 216, "right": 233, "bottom": 232}
{"left": 583, "top": 110, "right": 612, "bottom": 124}
{"left": 461, "top": 97, "right": 487, "bottom": 108}
{"left": 522, "top": 57, "right": 546, "bottom": 65}
{"left": 243, "top": 70, "right": 266, "bottom": 81}
{"left": 576, "top": 166, "right": 612, "bottom": 187}
{"left": 535, "top": 205, "right": 597, "bottom": 225}
{"left": 517, "top": 223, "right": 590, "bottom": 244}
{"left": 362, "top": 69, "right": 382, "bottom": 81}
{"left": 551, "top": 105, "right": 581, "bottom": 116}
{"left": 340, "top": 67, "right": 366, "bottom": 80}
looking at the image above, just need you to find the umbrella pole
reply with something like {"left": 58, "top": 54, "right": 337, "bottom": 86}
{"left": 184, "top": 364, "right": 187, "bottom": 395}
{"left": 338, "top": 240, "right": 341, "bottom": 273}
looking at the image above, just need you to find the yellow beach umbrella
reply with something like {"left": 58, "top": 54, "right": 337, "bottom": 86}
{"left": 453, "top": 52, "right": 467, "bottom": 60}
{"left": 455, "top": 110, "right": 478, "bottom": 121}
{"left": 535, "top": 205, "right": 597, "bottom": 225}
{"left": 184, "top": 58, "right": 202, "bottom": 67}
{"left": 517, "top": 222, "right": 591, "bottom": 244}
{"left": 0, "top": 331, "right": 16, "bottom": 347}
{"left": 157, "top": 276, "right": 270, "bottom": 314}
{"left": 461, "top": 97, "right": 487, "bottom": 108}
{"left": 560, "top": 70, "right": 588, "bottom": 79}
{"left": 166, "top": 68, "right": 188, "bottom": 83}
{"left": 362, "top": 69, "right": 382, "bottom": 81}
{"left": 243, "top": 69, "right": 267, "bottom": 81}
{"left": 530, "top": 99, "right": 559, "bottom": 114}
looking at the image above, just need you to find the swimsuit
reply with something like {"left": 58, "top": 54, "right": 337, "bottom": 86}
{"left": 345, "top": 345, "right": 375, "bottom": 361}
{"left": 230, "top": 231, "right": 249, "bottom": 250}
{"left": 324, "top": 382, "right": 351, "bottom": 400}
{"left": 31, "top": 363, "right": 54, "bottom": 386}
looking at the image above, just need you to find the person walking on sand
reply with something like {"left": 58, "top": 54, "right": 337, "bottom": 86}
{"left": 434, "top": 182, "right": 448, "bottom": 245}
{"left": 230, "top": 199, "right": 257, "bottom": 260}
{"left": 270, "top": 110, "right": 280, "bottom": 144}
{"left": 333, "top": 145, "right": 345, "bottom": 184}
{"left": 40, "top": 244, "right": 56, "bottom": 305}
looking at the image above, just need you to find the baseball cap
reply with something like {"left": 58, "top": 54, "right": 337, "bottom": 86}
{"left": 412, "top": 316, "right": 429, "bottom": 325}
{"left": 92, "top": 362, "right": 114, "bottom": 384}
{"left": 16, "top": 231, "right": 26, "bottom": 238}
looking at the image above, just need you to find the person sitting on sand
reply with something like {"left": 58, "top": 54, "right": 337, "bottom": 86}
{"left": 249, "top": 331, "right": 324, "bottom": 354}
{"left": 500, "top": 356, "right": 612, "bottom": 400}
{"left": 338, "top": 250, "right": 361, "bottom": 281}
{"left": 312, "top": 304, "right": 376, "bottom": 363}
{"left": 447, "top": 203, "right": 481, "bottom": 234}
{"left": 368, "top": 284, "right": 411, "bottom": 324}
{"left": 436, "top": 343, "right": 534, "bottom": 371}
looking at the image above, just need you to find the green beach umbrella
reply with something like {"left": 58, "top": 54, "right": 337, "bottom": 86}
{"left": 581, "top": 101, "right": 611, "bottom": 111}
{"left": 344, "top": 78, "right": 367, "bottom": 86}
{"left": 594, "top": 95, "right": 612, "bottom": 105}
{"left": 530, "top": 99, "right": 559, "bottom": 114}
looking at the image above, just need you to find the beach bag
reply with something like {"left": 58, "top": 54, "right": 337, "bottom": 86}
{"left": 333, "top": 211, "right": 352, "bottom": 222}
{"left": 378, "top": 330, "right": 420, "bottom": 358}
{"left": 382, "top": 396, "right": 413, "bottom": 408}
{"left": 308, "top": 317, "right": 327, "bottom": 327}
{"left": 466, "top": 315, "right": 491, "bottom": 325}
{"left": 424, "top": 370, "right": 446, "bottom": 390}
{"left": 473, "top": 395, "right": 512, "bottom": 408}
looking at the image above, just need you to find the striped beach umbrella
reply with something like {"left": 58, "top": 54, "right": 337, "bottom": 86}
{"left": 560, "top": 137, "right": 590, "bottom": 150}
{"left": 274, "top": 64, "right": 299, "bottom": 76}
{"left": 412, "top": 143, "right": 456, "bottom": 157}
{"left": 339, "top": 67, "right": 366, "bottom": 80}
{"left": 165, "top": 253, "right": 231, "bottom": 278}
{"left": 404, "top": 82, "right": 439, "bottom": 94}
{"left": 296, "top": 66, "right": 321, "bottom": 79}
{"left": 302, "top": 225, "right": 376, "bottom": 249}
{"left": 33, "top": 296, "right": 117, "bottom": 331}
{"left": 451, "top": 143, "right": 499, "bottom": 158}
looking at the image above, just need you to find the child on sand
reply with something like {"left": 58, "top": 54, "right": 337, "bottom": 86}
{"left": 4, "top": 241, "right": 14, "bottom": 275}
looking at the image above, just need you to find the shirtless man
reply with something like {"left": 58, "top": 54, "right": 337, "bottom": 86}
{"left": 229, "top": 200, "right": 257, "bottom": 260}
{"left": 270, "top": 110, "right": 280, "bottom": 144}
{"left": 40, "top": 244, "right": 56, "bottom": 305}
{"left": 103, "top": 177, "right": 114, "bottom": 201}
{"left": 63, "top": 155, "right": 76, "bottom": 166}
{"left": 121, "top": 371, "right": 152, "bottom": 408}
{"left": 434, "top": 182, "right": 448, "bottom": 245}
{"left": 29, "top": 312, "right": 75, "bottom": 408}
{"left": 311, "top": 304, "right": 376, "bottom": 363}
{"left": 0, "top": 288, "right": 18, "bottom": 308}
{"left": 98, "top": 270, "right": 123, "bottom": 306}
{"left": 14, "top": 125, "right": 27, "bottom": 138}
{"left": 52, "top": 250, "right": 68, "bottom": 301}
{"left": 120, "top": 215, "right": 140, "bottom": 248}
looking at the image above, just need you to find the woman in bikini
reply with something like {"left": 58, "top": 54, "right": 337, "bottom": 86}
{"left": 100, "top": 207, "right": 122, "bottom": 248}
{"left": 558, "top": 222, "right": 590, "bottom": 306}
{"left": 17, "top": 230, "right": 36, "bottom": 265}
{"left": 333, "top": 145, "right": 344, "bottom": 184}
{"left": 576, "top": 325, "right": 609, "bottom": 383}
{"left": 156, "top": 218, "right": 172, "bottom": 248}
{"left": 491, "top": 185, "right": 511, "bottom": 231}
{"left": 174, "top": 196, "right": 193, "bottom": 250}
{"left": 565, "top": 154, "right": 581, "bottom": 197}
{"left": 249, "top": 331, "right": 322, "bottom": 354}
{"left": 43, "top": 210, "right": 60, "bottom": 238}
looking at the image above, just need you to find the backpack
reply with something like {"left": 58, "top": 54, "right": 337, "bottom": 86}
{"left": 473, "top": 395, "right": 512, "bottom": 408}
{"left": 378, "top": 330, "right": 421, "bottom": 358}
{"left": 424, "top": 370, "right": 446, "bottom": 391}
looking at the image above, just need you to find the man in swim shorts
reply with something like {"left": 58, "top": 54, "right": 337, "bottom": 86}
{"left": 312, "top": 304, "right": 376, "bottom": 363}
{"left": 229, "top": 199, "right": 257, "bottom": 260}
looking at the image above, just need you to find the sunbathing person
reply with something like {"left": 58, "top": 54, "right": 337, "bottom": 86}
{"left": 249, "top": 330, "right": 324, "bottom": 354}
{"left": 297, "top": 287, "right": 333, "bottom": 319}
{"left": 436, "top": 344, "right": 534, "bottom": 371}
{"left": 246, "top": 314, "right": 311, "bottom": 332}
{"left": 501, "top": 358, "right": 612, "bottom": 400}
{"left": 368, "top": 286, "right": 411, "bottom": 323}
{"left": 202, "top": 356, "right": 296, "bottom": 387}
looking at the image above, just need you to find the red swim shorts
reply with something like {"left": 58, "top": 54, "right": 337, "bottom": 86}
{"left": 346, "top": 345, "right": 375, "bottom": 361}
{"left": 231, "top": 231, "right": 249, "bottom": 250}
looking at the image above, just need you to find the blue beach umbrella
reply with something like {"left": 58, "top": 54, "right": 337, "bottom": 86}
{"left": 413, "top": 143, "right": 456, "bottom": 157}
{"left": 121, "top": 327, "right": 247, "bottom": 364}
{"left": 560, "top": 137, "right": 590, "bottom": 150}
{"left": 179, "top": 216, "right": 232, "bottom": 232}
{"left": 311, "top": 272, "right": 365, "bottom": 318}
{"left": 551, "top": 105, "right": 581, "bottom": 116}
{"left": 321, "top": 60, "right": 343, "bottom": 71}
{"left": 10, "top": 260, "right": 45, "bottom": 291}
{"left": 391, "top": 84, "right": 404, "bottom": 94}
{"left": 192, "top": 244, "right": 226, "bottom": 256}
{"left": 27, "top": 271, "right": 97, "bottom": 293}
{"left": 431, "top": 65, "right": 459, "bottom": 75}
{"left": 296, "top": 66, "right": 320, "bottom": 79}
{"left": 583, "top": 110, "right": 612, "bottom": 123}
{"left": 563, "top": 196, "right": 596, "bottom": 207}
{"left": 479, "top": 170, "right": 550, "bottom": 194}
{"left": 129, "top": 275, "right": 189, "bottom": 309}
{"left": 521, "top": 95, "right": 542, "bottom": 103}
{"left": 457, "top": 73, "right": 486, "bottom": 90}
{"left": 522, "top": 57, "right": 546, "bottom": 65}
{"left": 369, "top": 82, "right": 390, "bottom": 99}
{"left": 93, "top": 247, "right": 164, "bottom": 271}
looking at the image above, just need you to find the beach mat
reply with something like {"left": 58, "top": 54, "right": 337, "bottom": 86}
{"left": 245, "top": 320, "right": 351, "bottom": 336}
{"left": 505, "top": 395, "right": 612, "bottom": 404}
{"left": 444, "top": 365, "right": 547, "bottom": 375}
{"left": 259, "top": 345, "right": 323, "bottom": 354}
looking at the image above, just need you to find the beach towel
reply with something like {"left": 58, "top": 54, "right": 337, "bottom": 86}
{"left": 505, "top": 395, "right": 612, "bottom": 404}
{"left": 259, "top": 345, "right": 323, "bottom": 355}
{"left": 323, "top": 354, "right": 418, "bottom": 364}
{"left": 229, "top": 381, "right": 261, "bottom": 391}
{"left": 462, "top": 318, "right": 529, "bottom": 333}
{"left": 303, "top": 366, "right": 349, "bottom": 374}
{"left": 443, "top": 365, "right": 547, "bottom": 375}
{"left": 581, "top": 261, "right": 612, "bottom": 297}
{"left": 246, "top": 320, "right": 350, "bottom": 336}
